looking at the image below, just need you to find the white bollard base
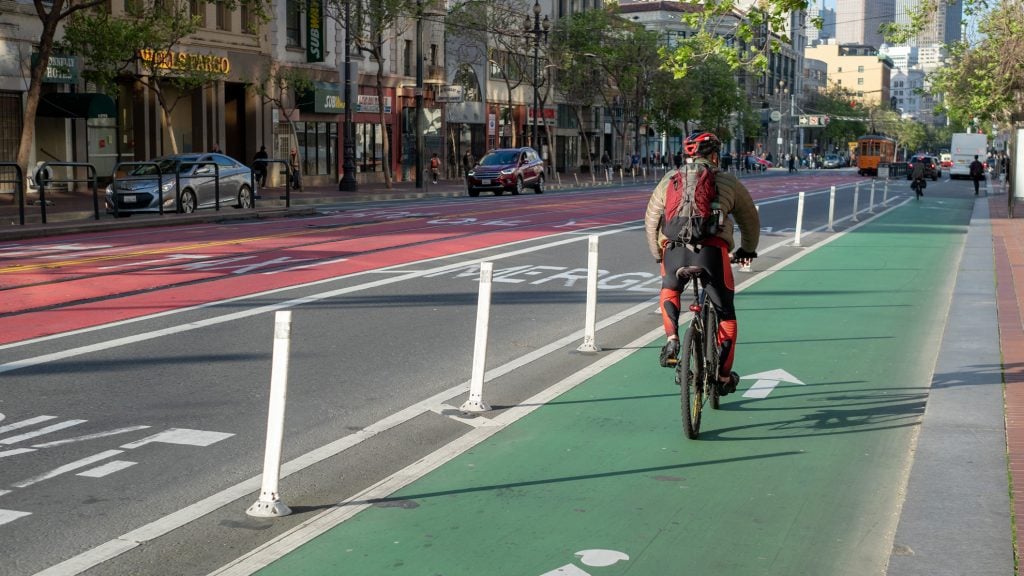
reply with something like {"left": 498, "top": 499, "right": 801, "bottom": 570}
{"left": 246, "top": 498, "right": 292, "bottom": 518}
{"left": 459, "top": 399, "right": 491, "bottom": 413}
{"left": 576, "top": 337, "right": 602, "bottom": 353}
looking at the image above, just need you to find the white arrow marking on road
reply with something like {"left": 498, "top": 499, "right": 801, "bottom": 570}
{"left": 741, "top": 369, "right": 806, "bottom": 399}
{"left": 120, "top": 428, "right": 233, "bottom": 449}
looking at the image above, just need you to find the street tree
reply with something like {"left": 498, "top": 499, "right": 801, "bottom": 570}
{"left": 62, "top": 4, "right": 224, "bottom": 155}
{"left": 448, "top": 0, "right": 537, "bottom": 150}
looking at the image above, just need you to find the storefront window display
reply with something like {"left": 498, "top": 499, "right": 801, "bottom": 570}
{"left": 293, "top": 121, "right": 338, "bottom": 178}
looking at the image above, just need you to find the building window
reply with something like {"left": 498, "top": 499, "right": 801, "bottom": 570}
{"left": 241, "top": 5, "right": 255, "bottom": 33}
{"left": 294, "top": 121, "right": 338, "bottom": 177}
{"left": 857, "top": 77, "right": 864, "bottom": 85}
{"left": 837, "top": 66, "right": 842, "bottom": 73}
{"left": 857, "top": 65, "right": 864, "bottom": 73}
{"left": 188, "top": 0, "right": 204, "bottom": 25}
{"left": 0, "top": 92, "right": 22, "bottom": 193}
{"left": 430, "top": 44, "right": 438, "bottom": 67}
{"left": 404, "top": 40, "right": 412, "bottom": 76}
{"left": 286, "top": 0, "right": 302, "bottom": 47}
{"left": 216, "top": 0, "right": 229, "bottom": 31}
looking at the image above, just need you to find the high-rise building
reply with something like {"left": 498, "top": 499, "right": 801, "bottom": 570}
{"left": 835, "top": 0, "right": 895, "bottom": 49}
{"left": 807, "top": 2, "right": 836, "bottom": 44}
{"left": 894, "top": 0, "right": 962, "bottom": 46}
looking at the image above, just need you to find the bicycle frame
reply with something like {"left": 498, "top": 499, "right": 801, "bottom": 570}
{"left": 677, "top": 266, "right": 721, "bottom": 439}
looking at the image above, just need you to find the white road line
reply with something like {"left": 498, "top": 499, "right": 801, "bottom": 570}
{"left": 0, "top": 448, "right": 36, "bottom": 458}
{"left": 0, "top": 415, "right": 58, "bottom": 435}
{"left": 0, "top": 509, "right": 31, "bottom": 527}
{"left": 12, "top": 450, "right": 122, "bottom": 489}
{"left": 77, "top": 461, "right": 137, "bottom": 478}
{"left": 0, "top": 420, "right": 86, "bottom": 445}
{"left": 120, "top": 428, "right": 233, "bottom": 449}
{"left": 31, "top": 426, "right": 151, "bottom": 448}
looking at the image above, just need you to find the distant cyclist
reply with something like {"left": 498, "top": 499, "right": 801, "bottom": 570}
{"left": 643, "top": 130, "right": 760, "bottom": 395}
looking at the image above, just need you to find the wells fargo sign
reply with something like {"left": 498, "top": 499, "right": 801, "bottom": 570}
{"left": 138, "top": 49, "right": 231, "bottom": 74}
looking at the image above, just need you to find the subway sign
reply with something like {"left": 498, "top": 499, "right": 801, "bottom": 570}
{"left": 307, "top": 0, "right": 324, "bottom": 62}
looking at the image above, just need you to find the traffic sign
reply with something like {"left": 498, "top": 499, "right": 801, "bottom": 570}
{"left": 798, "top": 115, "right": 830, "bottom": 127}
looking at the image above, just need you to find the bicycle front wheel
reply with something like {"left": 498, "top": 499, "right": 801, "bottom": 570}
{"left": 679, "top": 325, "right": 703, "bottom": 439}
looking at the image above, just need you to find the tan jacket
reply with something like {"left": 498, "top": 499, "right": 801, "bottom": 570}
{"left": 644, "top": 161, "right": 760, "bottom": 260}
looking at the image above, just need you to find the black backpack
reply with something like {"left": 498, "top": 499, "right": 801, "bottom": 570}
{"left": 661, "top": 162, "right": 722, "bottom": 248}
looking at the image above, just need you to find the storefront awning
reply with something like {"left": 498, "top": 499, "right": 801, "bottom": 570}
{"left": 37, "top": 93, "right": 116, "bottom": 119}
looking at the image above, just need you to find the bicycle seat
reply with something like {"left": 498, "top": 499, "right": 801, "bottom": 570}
{"left": 676, "top": 266, "right": 706, "bottom": 279}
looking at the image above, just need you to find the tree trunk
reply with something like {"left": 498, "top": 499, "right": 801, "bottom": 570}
{"left": 375, "top": 68, "right": 393, "bottom": 188}
{"left": 16, "top": 9, "right": 61, "bottom": 199}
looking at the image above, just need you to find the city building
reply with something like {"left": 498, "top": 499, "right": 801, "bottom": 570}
{"left": 805, "top": 41, "right": 893, "bottom": 108}
{"left": 835, "top": 0, "right": 895, "bottom": 50}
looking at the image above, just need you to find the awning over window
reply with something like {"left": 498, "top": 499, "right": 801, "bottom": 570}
{"left": 37, "top": 93, "right": 116, "bottom": 119}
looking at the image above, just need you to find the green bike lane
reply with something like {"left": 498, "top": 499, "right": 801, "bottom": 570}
{"left": 240, "top": 196, "right": 976, "bottom": 576}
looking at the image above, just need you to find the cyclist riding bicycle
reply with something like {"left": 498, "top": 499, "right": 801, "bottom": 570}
{"left": 644, "top": 130, "right": 760, "bottom": 395}
{"left": 910, "top": 159, "right": 926, "bottom": 198}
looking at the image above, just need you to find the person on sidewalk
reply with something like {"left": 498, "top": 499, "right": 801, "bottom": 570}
{"left": 289, "top": 148, "right": 302, "bottom": 190}
{"left": 970, "top": 155, "right": 985, "bottom": 196}
{"left": 462, "top": 150, "right": 474, "bottom": 180}
{"left": 430, "top": 152, "right": 440, "bottom": 184}
{"left": 252, "top": 145, "right": 268, "bottom": 187}
{"left": 643, "top": 130, "right": 760, "bottom": 396}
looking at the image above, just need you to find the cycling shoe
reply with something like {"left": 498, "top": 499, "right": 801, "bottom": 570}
{"left": 718, "top": 371, "right": 739, "bottom": 396}
{"left": 659, "top": 339, "right": 680, "bottom": 368}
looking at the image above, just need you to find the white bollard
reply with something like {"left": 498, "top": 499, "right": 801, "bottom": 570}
{"left": 868, "top": 180, "right": 876, "bottom": 214}
{"left": 827, "top": 185, "right": 836, "bottom": 232}
{"left": 461, "top": 262, "right": 493, "bottom": 413}
{"left": 741, "top": 206, "right": 758, "bottom": 272}
{"left": 574, "top": 173, "right": 579, "bottom": 186}
{"left": 794, "top": 192, "right": 805, "bottom": 247}
{"left": 247, "top": 311, "right": 293, "bottom": 518}
{"left": 883, "top": 178, "right": 889, "bottom": 205}
{"left": 556, "top": 172, "right": 562, "bottom": 186}
{"left": 852, "top": 182, "right": 860, "bottom": 222}
{"left": 619, "top": 169, "right": 624, "bottom": 185}
{"left": 577, "top": 235, "right": 602, "bottom": 353}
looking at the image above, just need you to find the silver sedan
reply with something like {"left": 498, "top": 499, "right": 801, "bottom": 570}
{"left": 106, "top": 153, "right": 256, "bottom": 215}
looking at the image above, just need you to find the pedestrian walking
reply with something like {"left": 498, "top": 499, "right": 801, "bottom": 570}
{"left": 970, "top": 154, "right": 985, "bottom": 196}
{"left": 430, "top": 152, "right": 440, "bottom": 184}
{"left": 252, "top": 145, "right": 268, "bottom": 187}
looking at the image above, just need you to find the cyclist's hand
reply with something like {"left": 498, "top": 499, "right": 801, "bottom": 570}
{"left": 731, "top": 248, "right": 757, "bottom": 266}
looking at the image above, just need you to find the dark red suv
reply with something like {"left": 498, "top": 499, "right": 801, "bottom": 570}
{"left": 466, "top": 147, "right": 545, "bottom": 197}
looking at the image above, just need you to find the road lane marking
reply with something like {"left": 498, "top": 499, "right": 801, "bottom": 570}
{"left": 0, "top": 415, "right": 58, "bottom": 435}
{"left": 77, "top": 461, "right": 138, "bottom": 478}
{"left": 0, "top": 448, "right": 36, "bottom": 458}
{"left": 0, "top": 509, "right": 31, "bottom": 526}
{"left": 0, "top": 419, "right": 86, "bottom": 445}
{"left": 12, "top": 450, "right": 123, "bottom": 488}
{"left": 120, "top": 428, "right": 234, "bottom": 449}
{"left": 31, "top": 426, "right": 152, "bottom": 448}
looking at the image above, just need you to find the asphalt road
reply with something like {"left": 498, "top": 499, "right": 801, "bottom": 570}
{"left": 0, "top": 170, "right": 908, "bottom": 575}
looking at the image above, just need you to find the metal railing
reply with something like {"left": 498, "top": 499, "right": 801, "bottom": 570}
{"left": 35, "top": 162, "right": 100, "bottom": 224}
{"left": 0, "top": 163, "right": 25, "bottom": 225}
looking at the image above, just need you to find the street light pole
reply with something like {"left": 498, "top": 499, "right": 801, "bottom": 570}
{"left": 525, "top": 1, "right": 548, "bottom": 153}
{"left": 415, "top": 0, "right": 424, "bottom": 188}
{"left": 338, "top": 0, "right": 357, "bottom": 191}
{"left": 777, "top": 79, "right": 787, "bottom": 163}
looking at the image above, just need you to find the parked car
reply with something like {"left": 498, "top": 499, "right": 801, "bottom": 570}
{"left": 105, "top": 153, "right": 256, "bottom": 215}
{"left": 822, "top": 154, "right": 843, "bottom": 169}
{"left": 466, "top": 147, "right": 545, "bottom": 197}
{"left": 906, "top": 155, "right": 941, "bottom": 181}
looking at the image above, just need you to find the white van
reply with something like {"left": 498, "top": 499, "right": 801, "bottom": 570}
{"left": 949, "top": 133, "right": 987, "bottom": 179}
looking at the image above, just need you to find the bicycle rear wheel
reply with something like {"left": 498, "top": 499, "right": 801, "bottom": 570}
{"left": 703, "top": 302, "right": 721, "bottom": 410}
{"left": 679, "top": 325, "right": 703, "bottom": 439}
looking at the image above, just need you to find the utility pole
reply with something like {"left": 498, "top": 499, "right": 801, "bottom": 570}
{"left": 415, "top": 0, "right": 424, "bottom": 188}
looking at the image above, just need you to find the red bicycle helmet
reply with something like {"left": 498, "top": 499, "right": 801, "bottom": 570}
{"left": 683, "top": 130, "right": 721, "bottom": 158}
